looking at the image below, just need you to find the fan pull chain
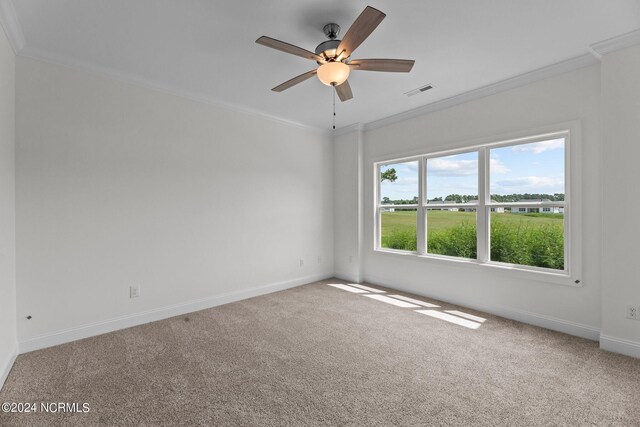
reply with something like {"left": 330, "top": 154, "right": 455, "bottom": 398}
{"left": 332, "top": 86, "right": 336, "bottom": 130}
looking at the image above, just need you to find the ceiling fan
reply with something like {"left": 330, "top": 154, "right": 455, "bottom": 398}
{"left": 256, "top": 6, "right": 415, "bottom": 103}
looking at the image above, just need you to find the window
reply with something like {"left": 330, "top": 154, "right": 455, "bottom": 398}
{"left": 379, "top": 161, "right": 418, "bottom": 251}
{"left": 426, "top": 152, "right": 478, "bottom": 260}
{"left": 374, "top": 131, "right": 573, "bottom": 278}
{"left": 488, "top": 137, "right": 565, "bottom": 271}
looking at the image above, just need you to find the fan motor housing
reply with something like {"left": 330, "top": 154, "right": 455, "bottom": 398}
{"left": 315, "top": 39, "right": 341, "bottom": 56}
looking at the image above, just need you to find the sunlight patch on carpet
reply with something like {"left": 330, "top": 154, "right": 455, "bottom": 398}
{"left": 416, "top": 310, "right": 482, "bottom": 329}
{"left": 364, "top": 294, "right": 420, "bottom": 308}
{"left": 445, "top": 310, "right": 486, "bottom": 323}
{"left": 348, "top": 284, "right": 386, "bottom": 293}
{"left": 327, "top": 283, "right": 369, "bottom": 293}
{"left": 389, "top": 295, "right": 440, "bottom": 308}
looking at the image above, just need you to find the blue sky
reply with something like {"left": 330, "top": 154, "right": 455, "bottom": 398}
{"left": 380, "top": 138, "right": 565, "bottom": 201}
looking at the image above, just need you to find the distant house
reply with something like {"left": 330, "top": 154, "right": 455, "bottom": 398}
{"left": 512, "top": 199, "right": 563, "bottom": 214}
{"left": 460, "top": 200, "right": 506, "bottom": 213}
{"left": 427, "top": 199, "right": 505, "bottom": 212}
{"left": 427, "top": 200, "right": 459, "bottom": 211}
{"left": 460, "top": 200, "right": 478, "bottom": 212}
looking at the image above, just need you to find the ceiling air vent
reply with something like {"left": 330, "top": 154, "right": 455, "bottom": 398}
{"left": 405, "top": 84, "right": 433, "bottom": 97}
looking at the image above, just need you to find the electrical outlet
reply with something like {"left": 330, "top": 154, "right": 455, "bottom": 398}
{"left": 299, "top": 259, "right": 304, "bottom": 267}
{"left": 130, "top": 285, "right": 141, "bottom": 299}
{"left": 626, "top": 305, "right": 638, "bottom": 320}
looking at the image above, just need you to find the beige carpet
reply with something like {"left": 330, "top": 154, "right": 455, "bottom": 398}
{"left": 1, "top": 279, "right": 639, "bottom": 426}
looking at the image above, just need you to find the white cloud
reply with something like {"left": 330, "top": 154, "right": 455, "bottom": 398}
{"left": 428, "top": 158, "right": 477, "bottom": 176}
{"left": 395, "top": 177, "right": 418, "bottom": 186}
{"left": 380, "top": 176, "right": 418, "bottom": 198}
{"left": 490, "top": 158, "right": 510, "bottom": 174}
{"left": 496, "top": 176, "right": 563, "bottom": 188}
{"left": 403, "top": 162, "right": 419, "bottom": 172}
{"left": 383, "top": 162, "right": 418, "bottom": 174}
{"left": 425, "top": 157, "right": 510, "bottom": 177}
{"left": 511, "top": 138, "right": 564, "bottom": 154}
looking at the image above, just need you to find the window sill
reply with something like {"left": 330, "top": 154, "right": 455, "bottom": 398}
{"left": 373, "top": 248, "right": 581, "bottom": 287}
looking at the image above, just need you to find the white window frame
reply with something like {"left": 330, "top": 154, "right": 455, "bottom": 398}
{"left": 373, "top": 122, "right": 581, "bottom": 287}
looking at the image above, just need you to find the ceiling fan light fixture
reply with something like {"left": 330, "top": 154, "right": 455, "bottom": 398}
{"left": 323, "top": 48, "right": 337, "bottom": 58}
{"left": 317, "top": 61, "right": 350, "bottom": 86}
{"left": 256, "top": 6, "right": 413, "bottom": 108}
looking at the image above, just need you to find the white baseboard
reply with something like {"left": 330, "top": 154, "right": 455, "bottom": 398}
{"left": 363, "top": 274, "right": 601, "bottom": 341}
{"left": 0, "top": 346, "right": 18, "bottom": 391}
{"left": 599, "top": 334, "right": 640, "bottom": 359}
{"left": 18, "top": 273, "right": 332, "bottom": 354}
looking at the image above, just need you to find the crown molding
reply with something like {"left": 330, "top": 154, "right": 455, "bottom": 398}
{"left": 361, "top": 53, "right": 598, "bottom": 132}
{"left": 0, "top": 0, "right": 24, "bottom": 54}
{"left": 18, "top": 46, "right": 331, "bottom": 137}
{"left": 590, "top": 28, "right": 640, "bottom": 58}
{"left": 10, "top": 18, "right": 637, "bottom": 138}
{"left": 11, "top": 44, "right": 598, "bottom": 141}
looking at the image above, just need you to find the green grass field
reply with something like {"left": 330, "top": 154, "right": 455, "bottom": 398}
{"left": 380, "top": 210, "right": 564, "bottom": 269}
{"left": 381, "top": 210, "right": 563, "bottom": 233}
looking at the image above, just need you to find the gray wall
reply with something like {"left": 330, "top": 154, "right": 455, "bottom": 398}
{"left": 15, "top": 57, "right": 334, "bottom": 347}
{"left": 601, "top": 44, "right": 640, "bottom": 355}
{"left": 0, "top": 24, "right": 17, "bottom": 384}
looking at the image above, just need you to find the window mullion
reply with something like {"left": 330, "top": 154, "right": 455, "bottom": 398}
{"left": 375, "top": 164, "right": 381, "bottom": 251}
{"left": 477, "top": 148, "right": 489, "bottom": 263}
{"left": 416, "top": 157, "right": 427, "bottom": 255}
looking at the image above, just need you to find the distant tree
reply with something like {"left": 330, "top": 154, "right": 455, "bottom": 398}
{"left": 382, "top": 191, "right": 564, "bottom": 206}
{"left": 381, "top": 168, "right": 397, "bottom": 182}
{"left": 489, "top": 193, "right": 564, "bottom": 202}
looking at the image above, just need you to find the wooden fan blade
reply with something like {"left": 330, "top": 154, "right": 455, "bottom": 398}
{"left": 335, "top": 80, "right": 353, "bottom": 102}
{"left": 349, "top": 59, "right": 415, "bottom": 72}
{"left": 256, "top": 36, "right": 325, "bottom": 62}
{"left": 272, "top": 69, "right": 318, "bottom": 92}
{"left": 337, "top": 6, "right": 386, "bottom": 57}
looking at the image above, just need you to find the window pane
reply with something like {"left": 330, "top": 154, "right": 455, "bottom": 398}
{"left": 490, "top": 209, "right": 564, "bottom": 270}
{"left": 426, "top": 209, "right": 477, "bottom": 259}
{"left": 380, "top": 208, "right": 417, "bottom": 251}
{"left": 380, "top": 161, "right": 418, "bottom": 205}
{"left": 490, "top": 138, "right": 565, "bottom": 202}
{"left": 427, "top": 152, "right": 478, "bottom": 202}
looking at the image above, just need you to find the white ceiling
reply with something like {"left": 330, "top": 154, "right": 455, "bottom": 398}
{"left": 7, "top": 0, "right": 640, "bottom": 130}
